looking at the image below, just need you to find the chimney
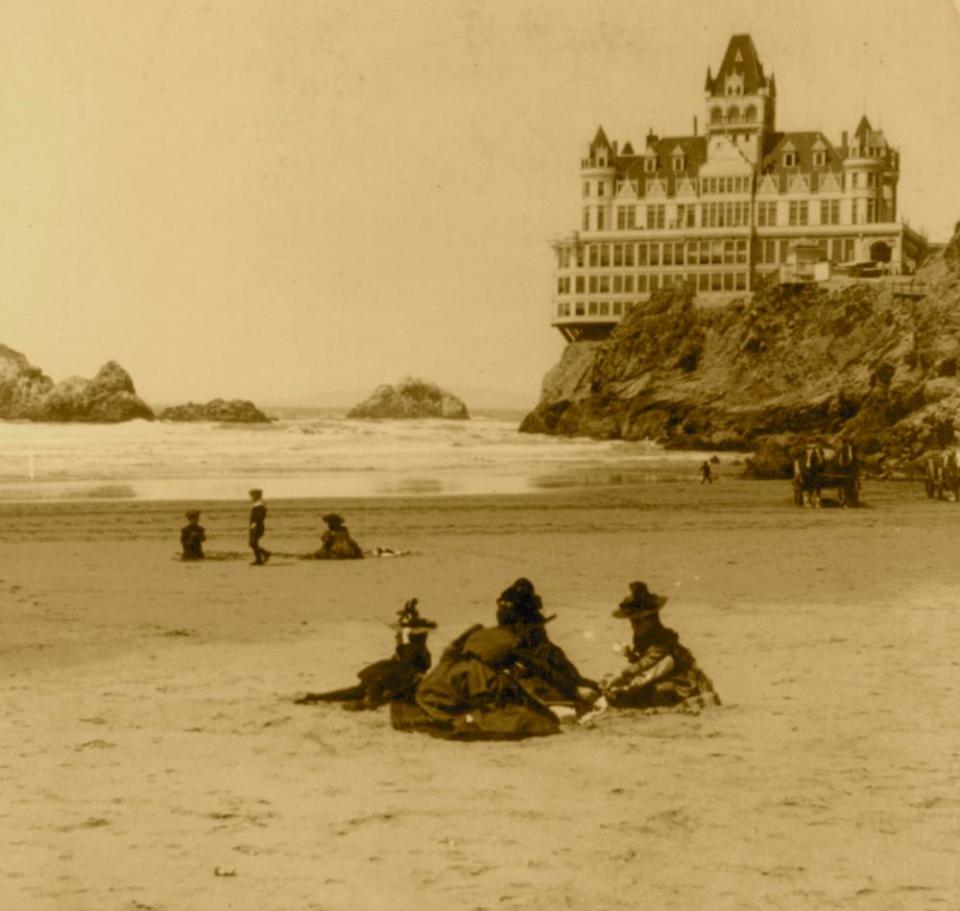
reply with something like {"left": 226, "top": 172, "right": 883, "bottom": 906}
{"left": 841, "top": 130, "right": 848, "bottom": 150}
{"left": 646, "top": 127, "right": 658, "bottom": 149}
{"left": 693, "top": 115, "right": 698, "bottom": 136}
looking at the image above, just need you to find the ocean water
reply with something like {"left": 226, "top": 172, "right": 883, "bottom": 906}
{"left": 0, "top": 410, "right": 715, "bottom": 501}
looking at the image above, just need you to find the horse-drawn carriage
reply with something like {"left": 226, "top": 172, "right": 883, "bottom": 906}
{"left": 792, "top": 440, "right": 860, "bottom": 508}
{"left": 923, "top": 449, "right": 959, "bottom": 502}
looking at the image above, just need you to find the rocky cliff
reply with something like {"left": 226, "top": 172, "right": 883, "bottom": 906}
{"left": 521, "top": 224, "right": 960, "bottom": 477}
{"left": 0, "top": 346, "right": 154, "bottom": 422}
{"left": 348, "top": 378, "right": 469, "bottom": 420}
{"left": 159, "top": 399, "right": 271, "bottom": 423}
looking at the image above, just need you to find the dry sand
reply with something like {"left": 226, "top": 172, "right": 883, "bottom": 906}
{"left": 2, "top": 480, "right": 958, "bottom": 910}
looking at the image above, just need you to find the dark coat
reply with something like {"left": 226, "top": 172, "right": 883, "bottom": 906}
{"left": 315, "top": 528, "right": 363, "bottom": 560}
{"left": 180, "top": 523, "right": 206, "bottom": 560}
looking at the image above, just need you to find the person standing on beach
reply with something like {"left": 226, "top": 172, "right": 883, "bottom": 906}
{"left": 180, "top": 509, "right": 206, "bottom": 561}
{"left": 699, "top": 460, "right": 713, "bottom": 484}
{"left": 248, "top": 489, "right": 271, "bottom": 566}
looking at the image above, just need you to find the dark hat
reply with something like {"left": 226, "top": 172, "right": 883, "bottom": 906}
{"left": 322, "top": 513, "right": 345, "bottom": 529}
{"left": 392, "top": 598, "right": 437, "bottom": 631}
{"left": 249, "top": 488, "right": 263, "bottom": 498}
{"left": 185, "top": 509, "right": 201, "bottom": 519}
{"left": 497, "top": 577, "right": 546, "bottom": 626}
{"left": 612, "top": 581, "right": 668, "bottom": 618}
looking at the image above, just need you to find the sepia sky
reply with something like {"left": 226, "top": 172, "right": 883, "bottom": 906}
{"left": 3, "top": 0, "right": 960, "bottom": 407}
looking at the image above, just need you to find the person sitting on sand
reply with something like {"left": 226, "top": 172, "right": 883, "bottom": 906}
{"left": 601, "top": 581, "right": 719, "bottom": 713}
{"left": 248, "top": 489, "right": 271, "bottom": 566}
{"left": 295, "top": 599, "right": 436, "bottom": 710}
{"left": 180, "top": 509, "right": 206, "bottom": 561}
{"left": 394, "top": 579, "right": 596, "bottom": 740}
{"left": 495, "top": 581, "right": 600, "bottom": 711}
{"left": 313, "top": 513, "right": 363, "bottom": 560}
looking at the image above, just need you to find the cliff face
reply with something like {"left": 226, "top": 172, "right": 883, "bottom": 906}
{"left": 520, "top": 225, "right": 960, "bottom": 475}
{"left": 0, "top": 347, "right": 154, "bottom": 422}
{"left": 348, "top": 378, "right": 469, "bottom": 420}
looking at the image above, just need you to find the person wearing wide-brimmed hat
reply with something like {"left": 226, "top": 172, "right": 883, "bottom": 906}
{"left": 603, "top": 581, "right": 719, "bottom": 712}
{"left": 494, "top": 578, "right": 600, "bottom": 710}
{"left": 398, "top": 578, "right": 592, "bottom": 740}
{"left": 180, "top": 509, "right": 206, "bottom": 561}
{"left": 295, "top": 598, "right": 437, "bottom": 709}
{"left": 247, "top": 489, "right": 271, "bottom": 566}
{"left": 313, "top": 512, "right": 364, "bottom": 560}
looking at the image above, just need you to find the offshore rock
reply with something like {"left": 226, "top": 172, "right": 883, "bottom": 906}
{"left": 0, "top": 348, "right": 154, "bottom": 422}
{"left": 348, "top": 378, "right": 469, "bottom": 420}
{"left": 159, "top": 399, "right": 271, "bottom": 423}
{"left": 521, "top": 221, "right": 960, "bottom": 474}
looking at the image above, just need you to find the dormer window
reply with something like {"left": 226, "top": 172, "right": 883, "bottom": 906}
{"left": 644, "top": 157, "right": 656, "bottom": 174}
{"left": 812, "top": 150, "right": 826, "bottom": 167}
{"left": 783, "top": 151, "right": 796, "bottom": 168}
{"left": 672, "top": 155, "right": 685, "bottom": 173}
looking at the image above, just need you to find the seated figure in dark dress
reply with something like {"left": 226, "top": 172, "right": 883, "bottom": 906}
{"left": 295, "top": 599, "right": 435, "bottom": 710}
{"left": 313, "top": 513, "right": 364, "bottom": 560}
{"left": 180, "top": 510, "right": 206, "bottom": 561}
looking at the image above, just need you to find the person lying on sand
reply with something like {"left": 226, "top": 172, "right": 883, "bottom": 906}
{"left": 295, "top": 599, "right": 435, "bottom": 710}
{"left": 597, "top": 581, "right": 720, "bottom": 715}
{"left": 313, "top": 513, "right": 364, "bottom": 560}
{"left": 180, "top": 510, "right": 206, "bottom": 561}
{"left": 393, "top": 578, "right": 597, "bottom": 740}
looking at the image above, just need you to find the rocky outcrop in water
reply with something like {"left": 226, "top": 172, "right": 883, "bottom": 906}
{"left": 348, "top": 378, "right": 469, "bottom": 420}
{"left": 521, "top": 222, "right": 960, "bottom": 477}
{"left": 0, "top": 346, "right": 154, "bottom": 422}
{"left": 159, "top": 399, "right": 271, "bottom": 423}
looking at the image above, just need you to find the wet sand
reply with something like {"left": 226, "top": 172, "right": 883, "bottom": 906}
{"left": 2, "top": 480, "right": 958, "bottom": 910}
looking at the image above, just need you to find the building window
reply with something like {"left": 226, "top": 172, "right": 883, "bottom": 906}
{"left": 736, "top": 240, "right": 747, "bottom": 264}
{"left": 613, "top": 301, "right": 623, "bottom": 316}
{"left": 646, "top": 204, "right": 665, "bottom": 230}
{"left": 575, "top": 302, "right": 585, "bottom": 315}
{"left": 650, "top": 243, "right": 660, "bottom": 266}
{"left": 664, "top": 244, "right": 673, "bottom": 266}
{"left": 583, "top": 182, "right": 590, "bottom": 197}
{"left": 599, "top": 301, "right": 609, "bottom": 316}
{"left": 727, "top": 106, "right": 741, "bottom": 123}
{"left": 597, "top": 208, "right": 605, "bottom": 230}
{"left": 589, "top": 245, "right": 598, "bottom": 267}
{"left": 600, "top": 244, "right": 610, "bottom": 266}
{"left": 575, "top": 276, "right": 585, "bottom": 293}
{"left": 637, "top": 244, "right": 647, "bottom": 266}
{"left": 820, "top": 199, "right": 839, "bottom": 225}
{"left": 788, "top": 201, "right": 808, "bottom": 226}
{"left": 851, "top": 199, "right": 859, "bottom": 225}
{"left": 710, "top": 107, "right": 723, "bottom": 123}
{"left": 745, "top": 105, "right": 757, "bottom": 122}
{"left": 638, "top": 274, "right": 648, "bottom": 292}
{"left": 673, "top": 155, "right": 685, "bottom": 172}
{"left": 589, "top": 276, "right": 598, "bottom": 293}
{"left": 812, "top": 150, "right": 826, "bottom": 167}
{"left": 783, "top": 151, "right": 796, "bottom": 168}
{"left": 735, "top": 272, "right": 746, "bottom": 291}
{"left": 675, "top": 243, "right": 685, "bottom": 266}
{"left": 582, "top": 208, "right": 589, "bottom": 231}
{"left": 613, "top": 244, "right": 623, "bottom": 266}
{"left": 645, "top": 157, "right": 656, "bottom": 173}
{"left": 597, "top": 182, "right": 605, "bottom": 197}
{"left": 624, "top": 275, "right": 634, "bottom": 292}
{"left": 613, "top": 275, "right": 623, "bottom": 292}
{"left": 589, "top": 302, "right": 598, "bottom": 315}
{"left": 625, "top": 244, "right": 634, "bottom": 266}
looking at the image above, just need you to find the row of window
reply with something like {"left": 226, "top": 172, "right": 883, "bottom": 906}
{"left": 582, "top": 197, "right": 890, "bottom": 232}
{"left": 755, "top": 237, "right": 857, "bottom": 265}
{"left": 559, "top": 263, "right": 750, "bottom": 295}
{"left": 556, "top": 272, "right": 752, "bottom": 317}
{"left": 570, "top": 239, "right": 751, "bottom": 270}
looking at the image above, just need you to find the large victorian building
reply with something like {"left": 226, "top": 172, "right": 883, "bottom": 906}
{"left": 552, "top": 35, "right": 927, "bottom": 341}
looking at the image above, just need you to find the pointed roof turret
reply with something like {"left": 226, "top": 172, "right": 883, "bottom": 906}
{"left": 704, "top": 66, "right": 714, "bottom": 93}
{"left": 590, "top": 125, "right": 612, "bottom": 152}
{"left": 709, "top": 34, "right": 768, "bottom": 97}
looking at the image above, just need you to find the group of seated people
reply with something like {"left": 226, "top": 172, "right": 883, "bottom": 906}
{"left": 295, "top": 578, "right": 720, "bottom": 740}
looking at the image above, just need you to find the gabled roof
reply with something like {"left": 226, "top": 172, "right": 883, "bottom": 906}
{"left": 706, "top": 34, "right": 768, "bottom": 96}
{"left": 761, "top": 131, "right": 842, "bottom": 173}
{"left": 617, "top": 134, "right": 708, "bottom": 193}
{"left": 853, "top": 115, "right": 889, "bottom": 149}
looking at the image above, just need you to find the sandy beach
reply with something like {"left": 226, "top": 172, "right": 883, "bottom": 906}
{"left": 2, "top": 479, "right": 959, "bottom": 910}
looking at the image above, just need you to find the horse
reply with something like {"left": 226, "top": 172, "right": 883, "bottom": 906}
{"left": 793, "top": 440, "right": 860, "bottom": 508}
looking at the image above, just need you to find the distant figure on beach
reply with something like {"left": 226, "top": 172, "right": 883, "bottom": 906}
{"left": 248, "top": 489, "right": 271, "bottom": 566}
{"left": 699, "top": 461, "right": 713, "bottom": 484}
{"left": 295, "top": 599, "right": 436, "bottom": 710}
{"left": 393, "top": 578, "right": 597, "bottom": 739}
{"left": 599, "top": 581, "right": 719, "bottom": 713}
{"left": 313, "top": 513, "right": 364, "bottom": 560}
{"left": 180, "top": 509, "right": 206, "bottom": 561}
